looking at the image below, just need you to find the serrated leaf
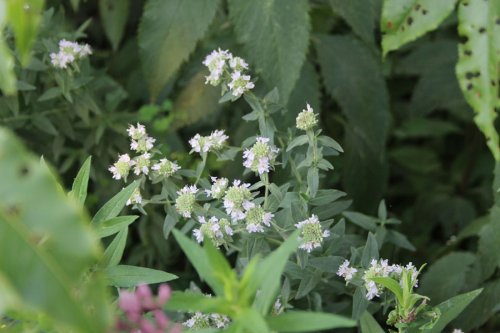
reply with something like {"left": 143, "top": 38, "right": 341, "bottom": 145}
{"left": 329, "top": 0, "right": 376, "bottom": 46}
{"left": 456, "top": 0, "right": 500, "bottom": 160}
{"left": 104, "top": 265, "right": 177, "bottom": 287}
{"left": 172, "top": 71, "right": 220, "bottom": 130}
{"left": 99, "top": 0, "right": 130, "bottom": 50}
{"left": 380, "top": 0, "right": 458, "bottom": 56}
{"left": 69, "top": 156, "right": 91, "bottom": 205}
{"left": 316, "top": 34, "right": 389, "bottom": 212}
{"left": 138, "top": 0, "right": 220, "bottom": 99}
{"left": 228, "top": 0, "right": 310, "bottom": 103}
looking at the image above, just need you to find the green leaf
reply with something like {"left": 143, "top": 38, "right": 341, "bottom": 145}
{"left": 456, "top": 0, "right": 500, "bottom": 160}
{"left": 0, "top": 128, "right": 111, "bottom": 332}
{"left": 307, "top": 167, "right": 319, "bottom": 198}
{"left": 360, "top": 311, "right": 385, "bottom": 333}
{"left": 267, "top": 311, "right": 356, "bottom": 332}
{"left": 316, "top": 34, "right": 389, "bottom": 212}
{"left": 228, "top": 0, "right": 310, "bottom": 102}
{"left": 99, "top": 0, "right": 130, "bottom": 50}
{"left": 95, "top": 215, "right": 138, "bottom": 238}
{"left": 104, "top": 265, "right": 177, "bottom": 287}
{"left": 238, "top": 308, "right": 270, "bottom": 333}
{"left": 252, "top": 231, "right": 301, "bottom": 315}
{"left": 352, "top": 287, "right": 369, "bottom": 320}
{"left": 424, "top": 288, "right": 482, "bottom": 333}
{"left": 166, "top": 292, "right": 231, "bottom": 315}
{"left": 0, "top": 4, "right": 16, "bottom": 95}
{"left": 68, "top": 156, "right": 91, "bottom": 205}
{"left": 6, "top": 0, "right": 45, "bottom": 66}
{"left": 91, "top": 181, "right": 139, "bottom": 224}
{"left": 171, "top": 71, "right": 220, "bottom": 130}
{"left": 361, "top": 233, "right": 379, "bottom": 267}
{"left": 317, "top": 135, "right": 343, "bottom": 153}
{"left": 370, "top": 276, "right": 404, "bottom": 305}
{"left": 329, "top": 0, "right": 376, "bottom": 46}
{"left": 287, "top": 135, "right": 308, "bottom": 152}
{"left": 343, "top": 211, "right": 377, "bottom": 231}
{"left": 204, "top": 240, "right": 237, "bottom": 298}
{"left": 419, "top": 252, "right": 475, "bottom": 304}
{"left": 380, "top": 0, "right": 458, "bottom": 56}
{"left": 138, "top": 0, "right": 220, "bottom": 99}
{"left": 172, "top": 229, "right": 222, "bottom": 295}
{"left": 102, "top": 228, "right": 128, "bottom": 267}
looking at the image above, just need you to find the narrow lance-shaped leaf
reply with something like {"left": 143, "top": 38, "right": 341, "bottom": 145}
{"left": 266, "top": 311, "right": 356, "bottom": 332}
{"left": 104, "top": 265, "right": 177, "bottom": 288}
{"left": 456, "top": 0, "right": 500, "bottom": 160}
{"left": 228, "top": 0, "right": 310, "bottom": 103}
{"left": 138, "top": 0, "right": 220, "bottom": 99}
{"left": 69, "top": 156, "right": 91, "bottom": 205}
{"left": 0, "top": 1, "right": 16, "bottom": 95}
{"left": 92, "top": 181, "right": 139, "bottom": 224}
{"left": 381, "top": 0, "right": 458, "bottom": 56}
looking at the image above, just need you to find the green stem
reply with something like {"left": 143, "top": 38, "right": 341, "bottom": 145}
{"left": 262, "top": 173, "right": 269, "bottom": 210}
{"left": 0, "top": 108, "right": 66, "bottom": 123}
{"left": 195, "top": 153, "right": 207, "bottom": 185}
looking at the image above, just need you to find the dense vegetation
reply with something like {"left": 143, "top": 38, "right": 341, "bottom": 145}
{"left": 0, "top": 0, "right": 499, "bottom": 332}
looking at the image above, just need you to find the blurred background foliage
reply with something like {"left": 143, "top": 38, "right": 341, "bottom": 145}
{"left": 0, "top": 0, "right": 499, "bottom": 331}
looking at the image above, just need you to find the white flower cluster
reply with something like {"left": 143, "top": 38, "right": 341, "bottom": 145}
{"left": 189, "top": 130, "right": 229, "bottom": 155}
{"left": 193, "top": 216, "right": 233, "bottom": 247}
{"left": 175, "top": 185, "right": 198, "bottom": 218}
{"left": 243, "top": 201, "right": 273, "bottom": 233}
{"left": 336, "top": 259, "right": 420, "bottom": 301}
{"left": 205, "top": 177, "right": 229, "bottom": 199}
{"left": 243, "top": 137, "right": 279, "bottom": 175}
{"left": 295, "top": 215, "right": 330, "bottom": 252}
{"left": 202, "top": 49, "right": 254, "bottom": 98}
{"left": 183, "top": 312, "right": 230, "bottom": 329}
{"left": 109, "top": 123, "right": 181, "bottom": 206}
{"left": 452, "top": 329, "right": 464, "bottom": 333}
{"left": 50, "top": 39, "right": 92, "bottom": 69}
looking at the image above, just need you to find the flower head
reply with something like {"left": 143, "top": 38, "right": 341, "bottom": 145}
{"left": 109, "top": 154, "right": 132, "bottom": 180}
{"left": 132, "top": 153, "right": 151, "bottom": 175}
{"left": 126, "top": 188, "right": 142, "bottom": 206}
{"left": 127, "top": 123, "right": 147, "bottom": 140}
{"left": 223, "top": 180, "right": 252, "bottom": 221}
{"left": 189, "top": 130, "right": 228, "bottom": 155}
{"left": 295, "top": 215, "right": 330, "bottom": 253}
{"left": 130, "top": 136, "right": 156, "bottom": 153}
{"left": 50, "top": 39, "right": 92, "bottom": 69}
{"left": 337, "top": 260, "right": 358, "bottom": 282}
{"left": 152, "top": 158, "right": 180, "bottom": 178}
{"left": 228, "top": 71, "right": 254, "bottom": 97}
{"left": 206, "top": 177, "right": 229, "bottom": 199}
{"left": 296, "top": 104, "right": 318, "bottom": 131}
{"left": 243, "top": 137, "right": 279, "bottom": 175}
{"left": 244, "top": 202, "right": 273, "bottom": 233}
{"left": 175, "top": 185, "right": 198, "bottom": 218}
{"left": 193, "top": 216, "right": 233, "bottom": 246}
{"left": 203, "top": 49, "right": 232, "bottom": 86}
{"left": 229, "top": 56, "right": 249, "bottom": 71}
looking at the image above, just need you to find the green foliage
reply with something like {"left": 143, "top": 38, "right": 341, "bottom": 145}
{"left": 0, "top": 128, "right": 111, "bottom": 332}
{"left": 228, "top": 0, "right": 310, "bottom": 103}
{"left": 99, "top": 0, "right": 130, "bottom": 51}
{"left": 456, "top": 0, "right": 500, "bottom": 160}
{"left": 138, "top": 0, "right": 220, "bottom": 99}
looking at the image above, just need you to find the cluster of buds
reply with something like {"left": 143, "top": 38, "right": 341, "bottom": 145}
{"left": 193, "top": 216, "right": 234, "bottom": 247}
{"left": 189, "top": 130, "right": 229, "bottom": 155}
{"left": 295, "top": 215, "right": 330, "bottom": 253}
{"left": 116, "top": 284, "right": 180, "bottom": 333}
{"left": 222, "top": 180, "right": 253, "bottom": 221}
{"left": 50, "top": 39, "right": 92, "bottom": 69}
{"left": 296, "top": 104, "right": 318, "bottom": 131}
{"left": 336, "top": 259, "right": 420, "bottom": 301}
{"left": 183, "top": 312, "right": 230, "bottom": 330}
{"left": 202, "top": 49, "right": 254, "bottom": 98}
{"left": 243, "top": 201, "right": 273, "bottom": 233}
{"left": 243, "top": 137, "right": 279, "bottom": 175}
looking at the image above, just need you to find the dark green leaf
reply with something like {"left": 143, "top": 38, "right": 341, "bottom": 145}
{"left": 102, "top": 228, "right": 128, "bottom": 267}
{"left": 104, "top": 265, "right": 177, "bottom": 287}
{"left": 95, "top": 215, "right": 138, "bottom": 238}
{"left": 92, "top": 181, "right": 139, "bottom": 224}
{"left": 99, "top": 0, "right": 130, "bottom": 50}
{"left": 360, "top": 311, "right": 385, "bottom": 333}
{"left": 69, "top": 156, "right": 91, "bottom": 205}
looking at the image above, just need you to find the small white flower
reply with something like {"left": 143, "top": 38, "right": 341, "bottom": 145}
{"left": 295, "top": 215, "right": 329, "bottom": 253}
{"left": 243, "top": 137, "right": 279, "bottom": 175}
{"left": 132, "top": 153, "right": 151, "bottom": 175}
{"left": 127, "top": 123, "right": 147, "bottom": 140}
{"left": 126, "top": 188, "right": 142, "bottom": 206}
{"left": 203, "top": 48, "right": 232, "bottom": 86}
{"left": 209, "top": 129, "right": 229, "bottom": 150}
{"left": 229, "top": 56, "right": 249, "bottom": 71}
{"left": 205, "top": 177, "right": 229, "bottom": 199}
{"left": 175, "top": 185, "right": 198, "bottom": 218}
{"left": 189, "top": 130, "right": 228, "bottom": 155}
{"left": 151, "top": 158, "right": 180, "bottom": 177}
{"left": 223, "top": 180, "right": 252, "bottom": 221}
{"left": 183, "top": 312, "right": 211, "bottom": 329}
{"left": 452, "top": 329, "right": 465, "bottom": 333}
{"left": 365, "top": 280, "right": 380, "bottom": 300}
{"left": 109, "top": 154, "right": 132, "bottom": 180}
{"left": 50, "top": 39, "right": 92, "bottom": 69}
{"left": 337, "top": 260, "right": 358, "bottom": 282}
{"left": 228, "top": 71, "right": 254, "bottom": 97}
